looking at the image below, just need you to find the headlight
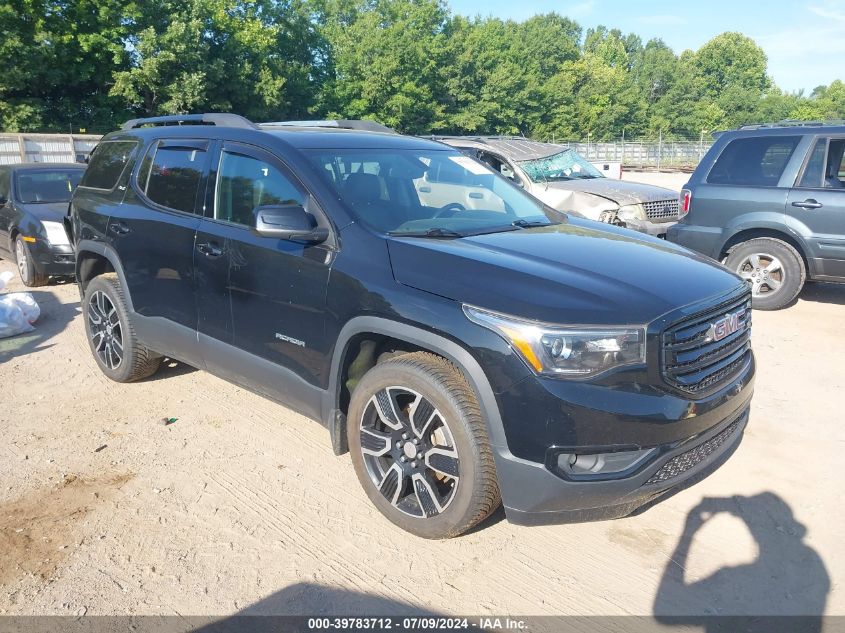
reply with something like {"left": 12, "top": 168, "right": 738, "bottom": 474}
{"left": 42, "top": 221, "right": 70, "bottom": 246}
{"left": 616, "top": 203, "right": 646, "bottom": 222}
{"left": 463, "top": 305, "right": 645, "bottom": 378}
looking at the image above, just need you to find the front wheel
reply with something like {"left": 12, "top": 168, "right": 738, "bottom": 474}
{"left": 725, "top": 238, "right": 805, "bottom": 310}
{"left": 347, "top": 352, "right": 500, "bottom": 538}
{"left": 14, "top": 236, "right": 48, "bottom": 287}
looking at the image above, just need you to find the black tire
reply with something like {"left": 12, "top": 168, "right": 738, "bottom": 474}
{"left": 83, "top": 273, "right": 162, "bottom": 382}
{"left": 347, "top": 352, "right": 500, "bottom": 539}
{"left": 725, "top": 238, "right": 805, "bottom": 310}
{"left": 14, "top": 235, "right": 48, "bottom": 287}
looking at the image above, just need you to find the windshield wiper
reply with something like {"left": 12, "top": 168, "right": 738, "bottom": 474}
{"left": 388, "top": 227, "right": 465, "bottom": 239}
{"left": 511, "top": 219, "right": 553, "bottom": 228}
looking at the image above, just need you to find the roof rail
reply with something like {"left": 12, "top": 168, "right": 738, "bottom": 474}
{"left": 121, "top": 113, "right": 257, "bottom": 130}
{"left": 739, "top": 119, "right": 845, "bottom": 130}
{"left": 259, "top": 119, "right": 396, "bottom": 134}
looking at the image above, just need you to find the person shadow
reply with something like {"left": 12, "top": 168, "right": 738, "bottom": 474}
{"left": 653, "top": 492, "right": 830, "bottom": 633}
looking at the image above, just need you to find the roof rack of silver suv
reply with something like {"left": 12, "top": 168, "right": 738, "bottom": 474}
{"left": 121, "top": 113, "right": 258, "bottom": 130}
{"left": 739, "top": 119, "right": 845, "bottom": 130}
{"left": 258, "top": 119, "right": 396, "bottom": 134}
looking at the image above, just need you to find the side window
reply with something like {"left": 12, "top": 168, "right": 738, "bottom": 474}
{"left": 798, "top": 139, "right": 826, "bottom": 188}
{"left": 825, "top": 140, "right": 845, "bottom": 188}
{"left": 215, "top": 150, "right": 304, "bottom": 226}
{"left": 707, "top": 136, "right": 801, "bottom": 186}
{"left": 0, "top": 169, "right": 9, "bottom": 201}
{"left": 143, "top": 142, "right": 207, "bottom": 214}
{"left": 80, "top": 141, "right": 138, "bottom": 190}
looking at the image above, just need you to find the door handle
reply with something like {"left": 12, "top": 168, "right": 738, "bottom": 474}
{"left": 792, "top": 199, "right": 823, "bottom": 209}
{"left": 197, "top": 242, "right": 223, "bottom": 258}
{"left": 109, "top": 221, "right": 130, "bottom": 235}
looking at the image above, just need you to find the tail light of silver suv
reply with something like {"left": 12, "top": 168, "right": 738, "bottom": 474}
{"left": 679, "top": 189, "right": 692, "bottom": 219}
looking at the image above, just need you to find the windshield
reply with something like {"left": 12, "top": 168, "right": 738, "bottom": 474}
{"left": 306, "top": 148, "right": 560, "bottom": 236}
{"left": 15, "top": 169, "right": 83, "bottom": 203}
{"left": 519, "top": 149, "right": 604, "bottom": 183}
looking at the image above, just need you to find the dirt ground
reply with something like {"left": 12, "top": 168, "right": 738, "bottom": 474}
{"left": 0, "top": 248, "right": 842, "bottom": 619}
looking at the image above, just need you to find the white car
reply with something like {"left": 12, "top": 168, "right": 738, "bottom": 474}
{"left": 432, "top": 136, "right": 681, "bottom": 237}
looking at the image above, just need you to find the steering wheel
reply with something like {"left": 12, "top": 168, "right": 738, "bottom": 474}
{"left": 434, "top": 203, "right": 466, "bottom": 218}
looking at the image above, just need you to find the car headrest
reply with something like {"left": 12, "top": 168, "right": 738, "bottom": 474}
{"left": 344, "top": 173, "right": 381, "bottom": 204}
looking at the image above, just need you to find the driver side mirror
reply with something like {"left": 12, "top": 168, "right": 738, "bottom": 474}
{"left": 252, "top": 204, "right": 329, "bottom": 243}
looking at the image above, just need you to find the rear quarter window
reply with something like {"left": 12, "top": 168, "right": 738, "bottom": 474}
{"left": 80, "top": 140, "right": 138, "bottom": 190}
{"left": 707, "top": 136, "right": 801, "bottom": 187}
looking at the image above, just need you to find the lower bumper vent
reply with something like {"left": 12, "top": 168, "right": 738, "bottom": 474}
{"left": 644, "top": 418, "right": 743, "bottom": 485}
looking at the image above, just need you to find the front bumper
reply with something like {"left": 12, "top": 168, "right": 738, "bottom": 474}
{"left": 622, "top": 217, "right": 677, "bottom": 237}
{"left": 498, "top": 405, "right": 750, "bottom": 525}
{"left": 30, "top": 240, "right": 75, "bottom": 276}
{"left": 667, "top": 222, "right": 725, "bottom": 259}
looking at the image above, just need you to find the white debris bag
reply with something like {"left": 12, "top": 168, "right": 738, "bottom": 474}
{"left": 0, "top": 271, "right": 41, "bottom": 339}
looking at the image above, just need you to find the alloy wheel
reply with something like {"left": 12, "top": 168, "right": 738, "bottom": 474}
{"left": 88, "top": 290, "right": 124, "bottom": 370}
{"left": 359, "top": 386, "right": 460, "bottom": 518}
{"left": 736, "top": 253, "right": 783, "bottom": 297}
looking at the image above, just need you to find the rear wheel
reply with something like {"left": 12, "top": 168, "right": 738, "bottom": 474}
{"left": 725, "top": 238, "right": 805, "bottom": 310}
{"left": 83, "top": 273, "right": 162, "bottom": 382}
{"left": 347, "top": 352, "right": 500, "bottom": 538}
{"left": 14, "top": 236, "right": 48, "bottom": 287}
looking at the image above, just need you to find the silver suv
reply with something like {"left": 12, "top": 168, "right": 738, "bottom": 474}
{"left": 669, "top": 122, "right": 845, "bottom": 310}
{"left": 433, "top": 136, "right": 681, "bottom": 237}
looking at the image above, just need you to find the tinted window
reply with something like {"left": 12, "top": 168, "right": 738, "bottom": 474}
{"left": 144, "top": 144, "right": 207, "bottom": 213}
{"left": 707, "top": 136, "right": 801, "bottom": 186}
{"left": 215, "top": 151, "right": 304, "bottom": 226}
{"left": 0, "top": 169, "right": 9, "bottom": 201}
{"left": 15, "top": 169, "right": 83, "bottom": 203}
{"left": 798, "top": 139, "right": 826, "bottom": 188}
{"left": 80, "top": 141, "right": 137, "bottom": 189}
{"left": 307, "top": 148, "right": 553, "bottom": 235}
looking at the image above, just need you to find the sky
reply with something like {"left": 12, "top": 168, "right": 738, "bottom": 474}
{"left": 445, "top": 0, "right": 845, "bottom": 93}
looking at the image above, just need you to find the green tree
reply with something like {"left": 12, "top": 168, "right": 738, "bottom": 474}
{"left": 316, "top": 0, "right": 449, "bottom": 133}
{"left": 0, "top": 0, "right": 130, "bottom": 132}
{"left": 111, "top": 0, "right": 321, "bottom": 121}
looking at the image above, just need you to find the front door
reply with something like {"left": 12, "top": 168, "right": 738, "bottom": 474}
{"left": 198, "top": 141, "right": 333, "bottom": 416}
{"left": 787, "top": 136, "right": 845, "bottom": 279}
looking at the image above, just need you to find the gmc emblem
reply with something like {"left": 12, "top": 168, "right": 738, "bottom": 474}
{"left": 707, "top": 309, "right": 745, "bottom": 342}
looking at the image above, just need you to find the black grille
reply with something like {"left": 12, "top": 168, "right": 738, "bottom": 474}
{"left": 643, "top": 199, "right": 680, "bottom": 221}
{"left": 645, "top": 417, "right": 743, "bottom": 485}
{"left": 661, "top": 293, "right": 752, "bottom": 395}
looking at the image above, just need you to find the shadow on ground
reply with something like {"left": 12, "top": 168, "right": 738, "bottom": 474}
{"left": 654, "top": 492, "right": 830, "bottom": 632}
{"left": 800, "top": 281, "right": 845, "bottom": 305}
{"left": 0, "top": 289, "right": 79, "bottom": 363}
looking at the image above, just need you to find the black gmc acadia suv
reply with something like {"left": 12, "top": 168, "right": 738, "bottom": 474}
{"left": 70, "top": 114, "right": 755, "bottom": 538}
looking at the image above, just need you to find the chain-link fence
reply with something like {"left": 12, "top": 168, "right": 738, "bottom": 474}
{"left": 539, "top": 139, "right": 713, "bottom": 171}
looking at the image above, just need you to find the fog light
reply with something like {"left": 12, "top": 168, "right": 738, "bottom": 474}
{"left": 556, "top": 447, "right": 657, "bottom": 479}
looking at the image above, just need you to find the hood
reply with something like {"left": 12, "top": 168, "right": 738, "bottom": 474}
{"left": 535, "top": 178, "right": 678, "bottom": 207}
{"left": 387, "top": 218, "right": 745, "bottom": 325}
{"left": 19, "top": 202, "right": 70, "bottom": 222}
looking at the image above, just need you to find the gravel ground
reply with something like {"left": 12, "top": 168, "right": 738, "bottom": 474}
{"left": 0, "top": 251, "right": 842, "bottom": 620}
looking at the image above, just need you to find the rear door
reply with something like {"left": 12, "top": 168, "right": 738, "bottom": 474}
{"left": 113, "top": 138, "right": 211, "bottom": 365}
{"left": 197, "top": 141, "right": 333, "bottom": 416}
{"left": 786, "top": 135, "right": 845, "bottom": 279}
